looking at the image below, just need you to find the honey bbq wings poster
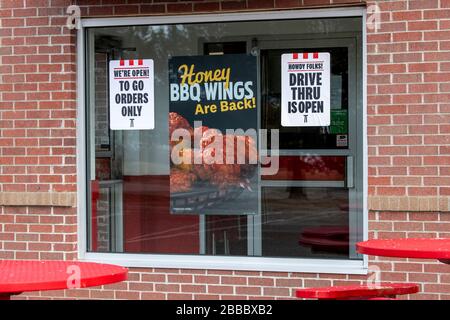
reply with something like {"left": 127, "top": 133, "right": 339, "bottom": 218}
{"left": 168, "top": 54, "right": 258, "bottom": 215}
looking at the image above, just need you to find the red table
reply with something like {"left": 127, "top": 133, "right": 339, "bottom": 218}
{"left": 0, "top": 260, "right": 128, "bottom": 300}
{"left": 296, "top": 282, "right": 419, "bottom": 300}
{"left": 357, "top": 238, "right": 450, "bottom": 264}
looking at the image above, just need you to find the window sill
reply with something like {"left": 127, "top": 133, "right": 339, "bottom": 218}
{"left": 81, "top": 252, "right": 368, "bottom": 275}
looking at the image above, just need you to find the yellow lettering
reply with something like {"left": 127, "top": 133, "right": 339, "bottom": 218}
{"left": 195, "top": 103, "right": 218, "bottom": 115}
{"left": 244, "top": 98, "right": 256, "bottom": 109}
{"left": 178, "top": 64, "right": 196, "bottom": 86}
{"left": 220, "top": 101, "right": 229, "bottom": 112}
{"left": 224, "top": 67, "right": 231, "bottom": 89}
{"left": 213, "top": 69, "right": 222, "bottom": 80}
{"left": 178, "top": 64, "right": 231, "bottom": 87}
{"left": 195, "top": 103, "right": 205, "bottom": 115}
{"left": 195, "top": 71, "right": 204, "bottom": 84}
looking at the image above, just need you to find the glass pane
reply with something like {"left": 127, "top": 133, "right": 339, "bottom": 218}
{"left": 205, "top": 215, "right": 248, "bottom": 255}
{"left": 262, "top": 156, "right": 346, "bottom": 181}
{"left": 120, "top": 176, "right": 199, "bottom": 254}
{"left": 87, "top": 17, "right": 363, "bottom": 259}
{"left": 262, "top": 47, "right": 349, "bottom": 149}
{"left": 262, "top": 187, "right": 349, "bottom": 259}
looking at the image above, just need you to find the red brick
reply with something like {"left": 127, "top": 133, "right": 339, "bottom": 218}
{"left": 394, "top": 263, "right": 423, "bottom": 272}
{"left": 194, "top": 2, "right": 220, "bottom": 12}
{"left": 368, "top": 136, "right": 391, "bottom": 145}
{"left": 155, "top": 284, "right": 179, "bottom": 292}
{"left": 394, "top": 221, "right": 423, "bottom": 231}
{"left": 393, "top": 74, "right": 422, "bottom": 85}
{"left": 377, "top": 166, "right": 407, "bottom": 175}
{"left": 409, "top": 146, "right": 438, "bottom": 155}
{"left": 408, "top": 20, "right": 438, "bottom": 30}
{"left": 424, "top": 156, "right": 450, "bottom": 165}
{"left": 368, "top": 221, "right": 392, "bottom": 231}
{"left": 393, "top": 95, "right": 423, "bottom": 105}
{"left": 180, "top": 285, "right": 206, "bottom": 293}
{"left": 393, "top": 31, "right": 423, "bottom": 42}
{"left": 141, "top": 292, "right": 165, "bottom": 300}
{"left": 115, "top": 291, "right": 140, "bottom": 300}
{"left": 232, "top": 270, "right": 261, "bottom": 277}
{"left": 409, "top": 273, "right": 438, "bottom": 283}
{"left": 248, "top": 277, "right": 274, "bottom": 286}
{"left": 179, "top": 269, "right": 206, "bottom": 275}
{"left": 168, "top": 293, "right": 194, "bottom": 300}
{"left": 113, "top": 5, "right": 139, "bottom": 15}
{"left": 90, "top": 290, "right": 116, "bottom": 299}
{"left": 379, "top": 146, "right": 407, "bottom": 155}
{"left": 424, "top": 284, "right": 450, "bottom": 294}
{"left": 16, "top": 252, "right": 39, "bottom": 260}
{"left": 377, "top": 125, "right": 407, "bottom": 135}
{"left": 208, "top": 285, "right": 233, "bottom": 294}
{"left": 192, "top": 294, "right": 219, "bottom": 300}
{"left": 369, "top": 176, "right": 392, "bottom": 185}
{"left": 376, "top": 187, "right": 407, "bottom": 196}
{"left": 221, "top": 276, "right": 247, "bottom": 285}
{"left": 378, "top": 62, "right": 408, "bottom": 74}
{"left": 394, "top": 136, "right": 422, "bottom": 145}
{"left": 194, "top": 275, "right": 220, "bottom": 284}
{"left": 248, "top": 0, "right": 275, "bottom": 9}
{"left": 263, "top": 287, "right": 291, "bottom": 297}
{"left": 408, "top": 187, "right": 438, "bottom": 196}
{"left": 221, "top": 0, "right": 247, "bottom": 10}
{"left": 424, "top": 222, "right": 450, "bottom": 231}
{"left": 167, "top": 3, "right": 193, "bottom": 13}
{"left": 368, "top": 115, "right": 391, "bottom": 125}
{"left": 424, "top": 263, "right": 450, "bottom": 273}
{"left": 275, "top": 0, "right": 301, "bottom": 7}
{"left": 167, "top": 275, "right": 193, "bottom": 283}
{"left": 409, "top": 125, "right": 439, "bottom": 134}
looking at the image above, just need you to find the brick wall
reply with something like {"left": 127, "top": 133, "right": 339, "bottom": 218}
{"left": 367, "top": 0, "right": 450, "bottom": 202}
{"left": 0, "top": 0, "right": 450, "bottom": 300}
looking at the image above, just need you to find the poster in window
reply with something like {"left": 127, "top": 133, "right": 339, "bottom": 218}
{"left": 281, "top": 52, "right": 330, "bottom": 127}
{"left": 109, "top": 59, "right": 155, "bottom": 130}
{"left": 168, "top": 54, "right": 258, "bottom": 215}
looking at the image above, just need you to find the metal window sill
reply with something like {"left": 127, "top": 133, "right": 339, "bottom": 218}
{"left": 81, "top": 252, "right": 368, "bottom": 275}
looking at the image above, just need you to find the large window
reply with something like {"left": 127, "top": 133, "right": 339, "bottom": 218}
{"left": 82, "top": 12, "right": 365, "bottom": 272}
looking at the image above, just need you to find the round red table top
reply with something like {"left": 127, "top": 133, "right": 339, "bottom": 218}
{"left": 0, "top": 260, "right": 128, "bottom": 294}
{"left": 356, "top": 238, "right": 450, "bottom": 261}
{"left": 296, "top": 282, "right": 419, "bottom": 299}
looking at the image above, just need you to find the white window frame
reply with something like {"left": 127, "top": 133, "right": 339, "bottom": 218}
{"left": 77, "top": 7, "right": 369, "bottom": 274}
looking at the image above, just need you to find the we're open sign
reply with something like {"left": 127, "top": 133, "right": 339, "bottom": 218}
{"left": 109, "top": 59, "right": 155, "bottom": 130}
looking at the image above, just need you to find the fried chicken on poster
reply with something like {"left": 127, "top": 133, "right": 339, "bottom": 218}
{"left": 169, "top": 112, "right": 257, "bottom": 192}
{"left": 170, "top": 168, "right": 196, "bottom": 193}
{"left": 169, "top": 112, "right": 193, "bottom": 155}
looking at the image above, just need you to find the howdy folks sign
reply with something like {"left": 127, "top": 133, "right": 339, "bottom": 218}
{"left": 281, "top": 52, "right": 331, "bottom": 127}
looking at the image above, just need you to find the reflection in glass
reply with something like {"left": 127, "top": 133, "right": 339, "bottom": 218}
{"left": 261, "top": 47, "right": 349, "bottom": 150}
{"left": 262, "top": 187, "right": 349, "bottom": 259}
{"left": 87, "top": 18, "right": 363, "bottom": 261}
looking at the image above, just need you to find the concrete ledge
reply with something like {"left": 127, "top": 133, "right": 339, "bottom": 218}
{"left": 0, "top": 193, "right": 448, "bottom": 211}
{"left": 369, "top": 196, "right": 450, "bottom": 212}
{"left": 0, "top": 192, "right": 77, "bottom": 207}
